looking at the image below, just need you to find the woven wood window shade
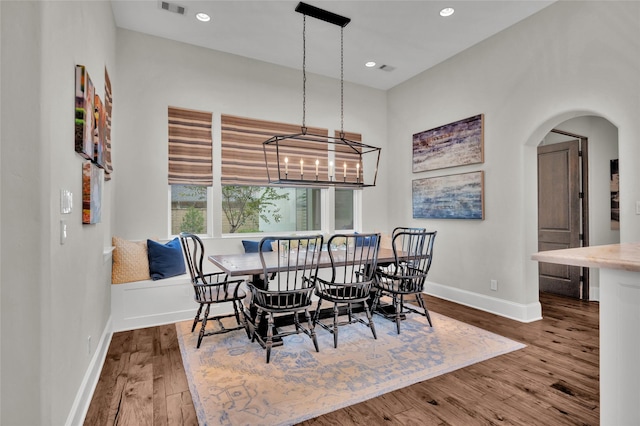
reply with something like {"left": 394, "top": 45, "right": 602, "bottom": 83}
{"left": 221, "top": 114, "right": 328, "bottom": 186}
{"left": 168, "top": 106, "right": 213, "bottom": 186}
{"left": 333, "top": 130, "right": 363, "bottom": 183}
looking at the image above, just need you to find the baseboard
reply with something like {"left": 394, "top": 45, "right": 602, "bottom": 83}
{"left": 425, "top": 281, "right": 543, "bottom": 323}
{"left": 65, "top": 316, "right": 113, "bottom": 426}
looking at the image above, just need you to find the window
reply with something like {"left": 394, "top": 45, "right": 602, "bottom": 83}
{"left": 335, "top": 189, "right": 354, "bottom": 230}
{"left": 168, "top": 106, "right": 213, "bottom": 236}
{"left": 221, "top": 185, "right": 321, "bottom": 234}
{"left": 171, "top": 185, "right": 209, "bottom": 235}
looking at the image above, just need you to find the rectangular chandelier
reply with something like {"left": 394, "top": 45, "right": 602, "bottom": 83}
{"left": 263, "top": 130, "right": 381, "bottom": 188}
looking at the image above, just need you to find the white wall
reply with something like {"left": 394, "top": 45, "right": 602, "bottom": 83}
{"left": 112, "top": 30, "right": 389, "bottom": 253}
{"left": 1, "top": 1, "right": 116, "bottom": 424}
{"left": 387, "top": 1, "right": 640, "bottom": 320}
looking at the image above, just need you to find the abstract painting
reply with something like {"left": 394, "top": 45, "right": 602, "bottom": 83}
{"left": 93, "top": 94, "right": 106, "bottom": 169}
{"left": 104, "top": 66, "right": 113, "bottom": 179}
{"left": 611, "top": 159, "right": 619, "bottom": 230}
{"left": 413, "top": 114, "right": 484, "bottom": 172}
{"left": 82, "top": 161, "right": 103, "bottom": 224}
{"left": 413, "top": 171, "right": 484, "bottom": 219}
{"left": 75, "top": 65, "right": 95, "bottom": 160}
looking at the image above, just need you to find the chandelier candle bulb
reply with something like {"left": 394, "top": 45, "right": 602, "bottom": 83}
{"left": 285, "top": 157, "right": 289, "bottom": 175}
{"left": 329, "top": 161, "right": 334, "bottom": 180}
{"left": 343, "top": 162, "right": 347, "bottom": 178}
{"left": 300, "top": 159, "right": 304, "bottom": 178}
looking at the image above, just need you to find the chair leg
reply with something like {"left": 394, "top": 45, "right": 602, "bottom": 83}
{"left": 306, "top": 308, "right": 319, "bottom": 352}
{"left": 192, "top": 304, "right": 203, "bottom": 332}
{"left": 332, "top": 303, "right": 339, "bottom": 348}
{"left": 313, "top": 298, "right": 323, "bottom": 326}
{"left": 265, "top": 313, "right": 275, "bottom": 363}
{"left": 363, "top": 302, "right": 377, "bottom": 340}
{"left": 197, "top": 304, "right": 210, "bottom": 348}
{"left": 394, "top": 295, "right": 402, "bottom": 334}
{"left": 252, "top": 308, "right": 263, "bottom": 343}
{"left": 415, "top": 293, "right": 432, "bottom": 327}
{"left": 371, "top": 289, "right": 382, "bottom": 312}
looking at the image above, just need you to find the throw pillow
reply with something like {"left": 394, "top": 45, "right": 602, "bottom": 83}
{"left": 111, "top": 236, "right": 151, "bottom": 284}
{"left": 242, "top": 239, "right": 274, "bottom": 253}
{"left": 147, "top": 238, "right": 186, "bottom": 280}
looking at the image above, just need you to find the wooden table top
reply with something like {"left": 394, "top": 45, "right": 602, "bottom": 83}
{"left": 209, "top": 247, "right": 396, "bottom": 277}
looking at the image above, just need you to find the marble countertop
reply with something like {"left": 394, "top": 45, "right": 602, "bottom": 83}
{"left": 532, "top": 243, "right": 640, "bottom": 272}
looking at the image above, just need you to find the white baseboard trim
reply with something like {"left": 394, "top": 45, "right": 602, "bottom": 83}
{"left": 65, "top": 315, "right": 113, "bottom": 426}
{"left": 425, "top": 281, "right": 543, "bottom": 323}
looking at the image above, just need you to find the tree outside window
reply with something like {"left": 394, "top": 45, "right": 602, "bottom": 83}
{"left": 171, "top": 185, "right": 207, "bottom": 235}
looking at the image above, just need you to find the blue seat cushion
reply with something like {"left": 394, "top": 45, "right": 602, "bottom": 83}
{"left": 242, "top": 239, "right": 274, "bottom": 253}
{"left": 147, "top": 238, "right": 186, "bottom": 280}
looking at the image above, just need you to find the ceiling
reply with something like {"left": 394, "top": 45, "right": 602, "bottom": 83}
{"left": 110, "top": 0, "right": 554, "bottom": 90}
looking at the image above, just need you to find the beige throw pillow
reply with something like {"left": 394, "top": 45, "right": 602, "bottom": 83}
{"left": 111, "top": 236, "right": 151, "bottom": 284}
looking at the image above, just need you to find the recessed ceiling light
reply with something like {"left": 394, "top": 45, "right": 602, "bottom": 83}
{"left": 365, "top": 61, "right": 376, "bottom": 68}
{"left": 439, "top": 7, "right": 455, "bottom": 17}
{"left": 196, "top": 12, "right": 211, "bottom": 22}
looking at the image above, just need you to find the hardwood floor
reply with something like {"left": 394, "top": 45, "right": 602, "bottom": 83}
{"left": 84, "top": 293, "right": 599, "bottom": 425}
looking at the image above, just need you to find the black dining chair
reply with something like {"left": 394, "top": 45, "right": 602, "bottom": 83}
{"left": 179, "top": 232, "right": 248, "bottom": 348}
{"left": 377, "top": 226, "right": 426, "bottom": 272}
{"left": 248, "top": 234, "right": 324, "bottom": 363}
{"left": 372, "top": 229, "right": 437, "bottom": 334}
{"left": 313, "top": 233, "right": 380, "bottom": 348}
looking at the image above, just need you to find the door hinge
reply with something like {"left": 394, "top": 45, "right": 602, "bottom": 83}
{"left": 579, "top": 233, "right": 584, "bottom": 241}
{"left": 579, "top": 192, "right": 584, "bottom": 199}
{"left": 578, "top": 150, "right": 583, "bottom": 157}
{"left": 579, "top": 276, "right": 585, "bottom": 283}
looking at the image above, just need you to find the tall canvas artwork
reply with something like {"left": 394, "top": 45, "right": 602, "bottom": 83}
{"left": 93, "top": 94, "right": 106, "bottom": 168}
{"left": 75, "top": 65, "right": 95, "bottom": 159}
{"left": 104, "top": 67, "right": 113, "bottom": 179}
{"left": 82, "top": 161, "right": 103, "bottom": 224}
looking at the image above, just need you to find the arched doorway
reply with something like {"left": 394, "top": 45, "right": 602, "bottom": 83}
{"left": 524, "top": 113, "right": 619, "bottom": 304}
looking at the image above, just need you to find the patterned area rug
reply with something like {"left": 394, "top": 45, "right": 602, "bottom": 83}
{"left": 176, "top": 309, "right": 525, "bottom": 426}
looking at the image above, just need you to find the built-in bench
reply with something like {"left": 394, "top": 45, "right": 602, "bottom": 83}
{"left": 111, "top": 274, "right": 195, "bottom": 332}
{"left": 110, "top": 237, "right": 249, "bottom": 333}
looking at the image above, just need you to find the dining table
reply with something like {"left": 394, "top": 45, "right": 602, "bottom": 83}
{"left": 208, "top": 246, "right": 398, "bottom": 346}
{"left": 208, "top": 246, "right": 396, "bottom": 283}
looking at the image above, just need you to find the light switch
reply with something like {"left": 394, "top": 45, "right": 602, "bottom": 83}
{"left": 60, "top": 220, "right": 67, "bottom": 245}
{"left": 60, "top": 189, "right": 73, "bottom": 214}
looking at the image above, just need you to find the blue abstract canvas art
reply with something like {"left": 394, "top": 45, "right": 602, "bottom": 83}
{"left": 413, "top": 171, "right": 484, "bottom": 219}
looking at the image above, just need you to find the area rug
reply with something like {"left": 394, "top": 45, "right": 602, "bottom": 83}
{"left": 176, "top": 310, "right": 525, "bottom": 426}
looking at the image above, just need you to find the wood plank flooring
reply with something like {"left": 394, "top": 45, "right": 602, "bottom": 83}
{"left": 84, "top": 293, "right": 599, "bottom": 425}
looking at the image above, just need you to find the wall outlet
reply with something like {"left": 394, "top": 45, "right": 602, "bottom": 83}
{"left": 490, "top": 279, "right": 498, "bottom": 291}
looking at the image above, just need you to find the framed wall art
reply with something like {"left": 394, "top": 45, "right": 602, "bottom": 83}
{"left": 412, "top": 114, "right": 484, "bottom": 172}
{"left": 75, "top": 65, "right": 95, "bottom": 160}
{"left": 104, "top": 66, "right": 113, "bottom": 179}
{"left": 82, "top": 161, "right": 103, "bottom": 224}
{"left": 93, "top": 93, "right": 106, "bottom": 168}
{"left": 412, "top": 171, "right": 484, "bottom": 220}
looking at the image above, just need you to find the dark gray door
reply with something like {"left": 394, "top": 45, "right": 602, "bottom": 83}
{"left": 537, "top": 140, "right": 583, "bottom": 298}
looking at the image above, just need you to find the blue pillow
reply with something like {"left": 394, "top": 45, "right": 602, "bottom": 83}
{"left": 147, "top": 238, "right": 186, "bottom": 280}
{"left": 242, "top": 239, "right": 274, "bottom": 253}
{"left": 354, "top": 233, "right": 378, "bottom": 247}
